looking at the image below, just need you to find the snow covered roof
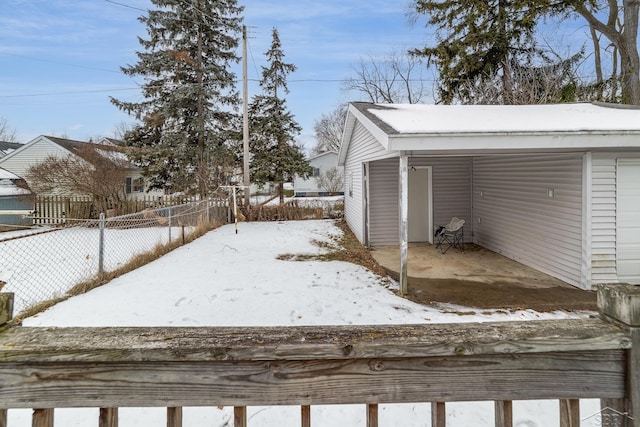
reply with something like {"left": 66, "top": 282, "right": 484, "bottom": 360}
{"left": 366, "top": 102, "right": 640, "bottom": 134}
{"left": 339, "top": 102, "right": 640, "bottom": 163}
{"left": 0, "top": 167, "right": 31, "bottom": 196}
{"left": 0, "top": 167, "right": 20, "bottom": 180}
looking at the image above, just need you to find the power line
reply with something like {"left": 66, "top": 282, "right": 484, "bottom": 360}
{"left": 104, "top": 0, "right": 147, "bottom": 12}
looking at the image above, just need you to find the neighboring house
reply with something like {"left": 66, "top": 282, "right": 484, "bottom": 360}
{"left": 339, "top": 102, "right": 640, "bottom": 291}
{"left": 0, "top": 135, "right": 163, "bottom": 200}
{"left": 294, "top": 151, "right": 344, "bottom": 196}
{"left": 0, "top": 167, "right": 33, "bottom": 228}
{"left": 0, "top": 141, "right": 24, "bottom": 158}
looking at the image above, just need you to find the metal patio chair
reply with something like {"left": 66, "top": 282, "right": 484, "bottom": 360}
{"left": 435, "top": 217, "right": 465, "bottom": 254}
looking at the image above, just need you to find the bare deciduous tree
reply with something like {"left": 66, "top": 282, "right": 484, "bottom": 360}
{"left": 311, "top": 104, "right": 347, "bottom": 155}
{"left": 343, "top": 50, "right": 430, "bottom": 104}
{"left": 315, "top": 167, "right": 344, "bottom": 195}
{"left": 26, "top": 145, "right": 131, "bottom": 212}
{"left": 0, "top": 118, "right": 18, "bottom": 142}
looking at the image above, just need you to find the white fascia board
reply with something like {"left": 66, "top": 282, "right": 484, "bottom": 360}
{"left": 349, "top": 105, "right": 391, "bottom": 149}
{"left": 338, "top": 105, "right": 391, "bottom": 166}
{"left": 388, "top": 131, "right": 640, "bottom": 153}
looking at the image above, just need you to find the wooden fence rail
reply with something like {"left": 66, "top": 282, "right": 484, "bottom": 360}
{"left": 32, "top": 195, "right": 203, "bottom": 224}
{"left": 0, "top": 284, "right": 638, "bottom": 426}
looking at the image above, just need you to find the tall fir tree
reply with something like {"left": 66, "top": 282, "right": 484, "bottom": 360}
{"left": 111, "top": 0, "right": 243, "bottom": 197}
{"left": 249, "top": 28, "right": 311, "bottom": 204}
{"left": 410, "top": 0, "right": 563, "bottom": 104}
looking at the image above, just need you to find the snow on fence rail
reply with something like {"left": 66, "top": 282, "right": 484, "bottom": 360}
{"left": 0, "top": 284, "right": 638, "bottom": 427}
{"left": 0, "top": 199, "right": 228, "bottom": 314}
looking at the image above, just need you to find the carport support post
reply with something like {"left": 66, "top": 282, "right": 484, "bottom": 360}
{"left": 399, "top": 154, "right": 409, "bottom": 296}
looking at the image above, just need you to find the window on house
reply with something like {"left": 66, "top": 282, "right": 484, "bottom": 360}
{"left": 349, "top": 172, "right": 353, "bottom": 197}
{"left": 313, "top": 167, "right": 320, "bottom": 177}
{"left": 126, "top": 177, "right": 144, "bottom": 193}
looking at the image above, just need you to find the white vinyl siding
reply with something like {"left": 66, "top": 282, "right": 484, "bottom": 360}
{"left": 294, "top": 152, "right": 342, "bottom": 195}
{"left": 411, "top": 157, "right": 472, "bottom": 242}
{"left": 0, "top": 137, "right": 69, "bottom": 178}
{"left": 367, "top": 157, "right": 472, "bottom": 246}
{"left": 369, "top": 158, "right": 399, "bottom": 246}
{"left": 472, "top": 154, "right": 583, "bottom": 287}
{"left": 617, "top": 159, "right": 640, "bottom": 283}
{"left": 591, "top": 153, "right": 618, "bottom": 284}
{"left": 343, "top": 122, "right": 397, "bottom": 243}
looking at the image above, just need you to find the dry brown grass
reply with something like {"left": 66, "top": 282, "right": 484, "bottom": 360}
{"left": 279, "top": 219, "right": 388, "bottom": 277}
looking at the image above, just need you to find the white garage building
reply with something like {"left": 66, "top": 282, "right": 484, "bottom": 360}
{"left": 338, "top": 102, "right": 640, "bottom": 292}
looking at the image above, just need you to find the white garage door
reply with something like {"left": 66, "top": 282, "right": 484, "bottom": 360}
{"left": 617, "top": 160, "right": 640, "bottom": 283}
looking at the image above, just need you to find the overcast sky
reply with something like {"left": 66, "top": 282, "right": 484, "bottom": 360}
{"left": 0, "top": 0, "right": 431, "bottom": 149}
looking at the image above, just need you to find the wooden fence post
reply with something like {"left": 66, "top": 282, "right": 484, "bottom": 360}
{"left": 0, "top": 293, "right": 13, "bottom": 327}
{"left": 495, "top": 401, "right": 512, "bottom": 427}
{"left": 559, "top": 399, "right": 579, "bottom": 427}
{"left": 167, "top": 407, "right": 182, "bottom": 427}
{"left": 32, "top": 409, "right": 54, "bottom": 427}
{"left": 99, "top": 408, "right": 118, "bottom": 427}
{"left": 234, "top": 406, "right": 247, "bottom": 427}
{"left": 0, "top": 293, "right": 11, "bottom": 427}
{"left": 598, "top": 283, "right": 640, "bottom": 427}
{"left": 431, "top": 402, "right": 446, "bottom": 427}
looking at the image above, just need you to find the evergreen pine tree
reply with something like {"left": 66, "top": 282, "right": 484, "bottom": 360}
{"left": 111, "top": 0, "right": 243, "bottom": 197}
{"left": 410, "top": 0, "right": 562, "bottom": 104}
{"left": 249, "top": 28, "right": 311, "bottom": 204}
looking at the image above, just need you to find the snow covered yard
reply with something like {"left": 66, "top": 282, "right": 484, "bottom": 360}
{"left": 11, "top": 219, "right": 600, "bottom": 426}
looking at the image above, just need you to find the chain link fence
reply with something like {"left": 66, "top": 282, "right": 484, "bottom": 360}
{"left": 0, "top": 199, "right": 228, "bottom": 315}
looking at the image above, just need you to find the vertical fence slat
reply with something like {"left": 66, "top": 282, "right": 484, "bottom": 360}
{"left": 559, "top": 399, "right": 579, "bottom": 427}
{"left": 631, "top": 329, "right": 640, "bottom": 427}
{"left": 0, "top": 409, "right": 6, "bottom": 427}
{"left": 234, "top": 406, "right": 247, "bottom": 427}
{"left": 495, "top": 401, "right": 512, "bottom": 427}
{"left": 167, "top": 407, "right": 182, "bottom": 427}
{"left": 366, "top": 404, "right": 378, "bottom": 427}
{"left": 32, "top": 408, "right": 54, "bottom": 427}
{"left": 431, "top": 402, "right": 446, "bottom": 427}
{"left": 99, "top": 408, "right": 118, "bottom": 427}
{"left": 301, "top": 405, "right": 310, "bottom": 427}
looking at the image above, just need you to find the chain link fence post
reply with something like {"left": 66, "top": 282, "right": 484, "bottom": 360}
{"left": 98, "top": 213, "right": 105, "bottom": 276}
{"left": 168, "top": 209, "right": 172, "bottom": 243}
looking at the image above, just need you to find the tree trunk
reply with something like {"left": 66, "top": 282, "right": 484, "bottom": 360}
{"left": 621, "top": 0, "right": 640, "bottom": 104}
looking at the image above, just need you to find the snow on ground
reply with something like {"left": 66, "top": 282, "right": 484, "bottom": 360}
{"left": 1, "top": 225, "right": 194, "bottom": 313}
{"left": 13, "top": 220, "right": 599, "bottom": 426}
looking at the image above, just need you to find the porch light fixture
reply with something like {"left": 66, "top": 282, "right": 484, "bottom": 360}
{"left": 547, "top": 188, "right": 555, "bottom": 198}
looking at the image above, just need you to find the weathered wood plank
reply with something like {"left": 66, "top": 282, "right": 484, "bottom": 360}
{"left": 631, "top": 329, "right": 640, "bottom": 427}
{"left": 167, "top": 407, "right": 182, "bottom": 427}
{"left": 301, "top": 405, "right": 310, "bottom": 427}
{"left": 367, "top": 404, "right": 378, "bottom": 427}
{"left": 559, "top": 399, "right": 579, "bottom": 427}
{"left": 494, "top": 401, "right": 512, "bottom": 427}
{"left": 0, "top": 351, "right": 625, "bottom": 408}
{"left": 32, "top": 409, "right": 53, "bottom": 427}
{"left": 0, "top": 318, "right": 630, "bottom": 363}
{"left": 598, "top": 283, "right": 640, "bottom": 327}
{"left": 234, "top": 406, "right": 246, "bottom": 427}
{"left": 599, "top": 398, "right": 630, "bottom": 427}
{"left": 431, "top": 402, "right": 446, "bottom": 427}
{"left": 0, "top": 293, "right": 13, "bottom": 326}
{"left": 99, "top": 408, "right": 118, "bottom": 427}
{"left": 0, "top": 409, "right": 6, "bottom": 427}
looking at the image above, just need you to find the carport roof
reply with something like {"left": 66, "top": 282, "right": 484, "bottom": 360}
{"left": 339, "top": 102, "right": 640, "bottom": 164}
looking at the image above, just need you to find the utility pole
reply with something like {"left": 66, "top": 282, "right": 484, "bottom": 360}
{"left": 242, "top": 25, "right": 250, "bottom": 206}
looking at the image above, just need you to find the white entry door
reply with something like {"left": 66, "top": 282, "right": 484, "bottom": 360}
{"left": 408, "top": 167, "right": 433, "bottom": 243}
{"left": 617, "top": 160, "right": 640, "bottom": 283}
